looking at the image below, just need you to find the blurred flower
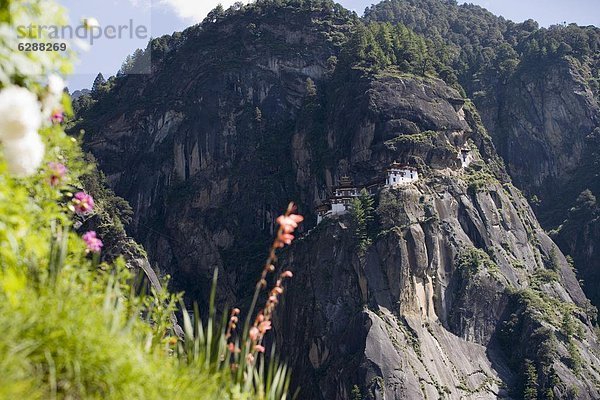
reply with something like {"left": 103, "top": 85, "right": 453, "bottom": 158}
{"left": 83, "top": 17, "right": 99, "bottom": 30}
{"left": 82, "top": 231, "right": 103, "bottom": 254}
{"left": 2, "top": 133, "right": 45, "bottom": 177}
{"left": 42, "top": 75, "right": 65, "bottom": 115}
{"left": 249, "top": 327, "right": 259, "bottom": 342}
{"left": 0, "top": 86, "right": 42, "bottom": 141}
{"left": 48, "top": 162, "right": 67, "bottom": 186}
{"left": 278, "top": 232, "right": 294, "bottom": 245}
{"left": 276, "top": 215, "right": 304, "bottom": 232}
{"left": 272, "top": 286, "right": 283, "bottom": 295}
{"left": 73, "top": 192, "right": 95, "bottom": 215}
{"left": 258, "top": 320, "right": 271, "bottom": 335}
{"left": 275, "top": 213, "right": 303, "bottom": 247}
{"left": 51, "top": 109, "right": 64, "bottom": 124}
{"left": 226, "top": 203, "right": 301, "bottom": 363}
{"left": 226, "top": 307, "right": 242, "bottom": 339}
{"left": 47, "top": 74, "right": 65, "bottom": 97}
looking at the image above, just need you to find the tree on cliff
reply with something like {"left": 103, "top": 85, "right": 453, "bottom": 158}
{"left": 92, "top": 73, "right": 106, "bottom": 92}
{"left": 351, "top": 189, "right": 376, "bottom": 252}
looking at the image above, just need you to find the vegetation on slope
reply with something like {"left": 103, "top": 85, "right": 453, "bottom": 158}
{"left": 0, "top": 1, "right": 303, "bottom": 398}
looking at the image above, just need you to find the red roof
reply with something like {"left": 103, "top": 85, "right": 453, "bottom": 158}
{"left": 387, "top": 162, "right": 417, "bottom": 171}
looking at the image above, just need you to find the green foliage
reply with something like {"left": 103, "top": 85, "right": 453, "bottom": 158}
{"left": 456, "top": 247, "right": 499, "bottom": 278}
{"left": 464, "top": 168, "right": 498, "bottom": 194}
{"left": 92, "top": 73, "right": 106, "bottom": 92}
{"left": 364, "top": 0, "right": 600, "bottom": 103}
{"left": 0, "top": 0, "right": 73, "bottom": 84}
{"left": 338, "top": 21, "right": 447, "bottom": 78}
{"left": 305, "top": 77, "right": 317, "bottom": 97}
{"left": 531, "top": 249, "right": 561, "bottom": 287}
{"left": 532, "top": 269, "right": 559, "bottom": 285}
{"left": 350, "top": 385, "right": 362, "bottom": 400}
{"left": 546, "top": 248, "right": 561, "bottom": 272}
{"left": 384, "top": 130, "right": 437, "bottom": 150}
{"left": 350, "top": 189, "right": 376, "bottom": 253}
{"left": 0, "top": 1, "right": 293, "bottom": 398}
{"left": 566, "top": 340, "right": 583, "bottom": 375}
{"left": 561, "top": 312, "right": 583, "bottom": 375}
{"left": 118, "top": 48, "right": 151, "bottom": 76}
{"left": 499, "top": 302, "right": 563, "bottom": 397}
{"left": 513, "top": 288, "right": 567, "bottom": 325}
{"left": 522, "top": 360, "right": 538, "bottom": 400}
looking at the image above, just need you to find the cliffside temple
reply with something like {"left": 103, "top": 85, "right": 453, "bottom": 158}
{"left": 315, "top": 163, "right": 420, "bottom": 224}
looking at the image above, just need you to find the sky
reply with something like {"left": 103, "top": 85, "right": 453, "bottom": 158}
{"left": 55, "top": 0, "right": 600, "bottom": 91}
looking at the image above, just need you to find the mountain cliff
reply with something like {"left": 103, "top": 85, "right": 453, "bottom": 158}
{"left": 365, "top": 0, "right": 600, "bottom": 316}
{"left": 73, "top": 1, "right": 600, "bottom": 398}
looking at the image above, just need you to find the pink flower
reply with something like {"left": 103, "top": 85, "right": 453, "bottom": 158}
{"left": 278, "top": 232, "right": 295, "bottom": 245}
{"left": 73, "top": 192, "right": 94, "bottom": 215}
{"left": 51, "top": 109, "right": 64, "bottom": 124}
{"left": 258, "top": 320, "right": 271, "bottom": 335}
{"left": 228, "top": 343, "right": 240, "bottom": 354}
{"left": 254, "top": 345, "right": 265, "bottom": 353}
{"left": 275, "top": 212, "right": 304, "bottom": 247}
{"left": 249, "top": 326, "right": 259, "bottom": 341}
{"left": 82, "top": 231, "right": 103, "bottom": 254}
{"left": 281, "top": 271, "right": 293, "bottom": 279}
{"left": 272, "top": 287, "right": 283, "bottom": 295}
{"left": 48, "top": 162, "right": 67, "bottom": 186}
{"left": 276, "top": 214, "right": 304, "bottom": 233}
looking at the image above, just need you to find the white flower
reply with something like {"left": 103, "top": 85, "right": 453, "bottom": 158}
{"left": 0, "top": 86, "right": 42, "bottom": 141}
{"left": 47, "top": 74, "right": 65, "bottom": 97}
{"left": 42, "top": 74, "right": 65, "bottom": 115}
{"left": 2, "top": 132, "right": 45, "bottom": 177}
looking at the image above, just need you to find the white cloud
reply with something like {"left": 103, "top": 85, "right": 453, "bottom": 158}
{"left": 160, "top": 0, "right": 247, "bottom": 22}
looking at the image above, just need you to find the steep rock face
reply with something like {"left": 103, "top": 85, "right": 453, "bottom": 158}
{"left": 474, "top": 57, "right": 600, "bottom": 220}
{"left": 277, "top": 178, "right": 600, "bottom": 399}
{"left": 78, "top": 5, "right": 353, "bottom": 303}
{"left": 558, "top": 219, "right": 600, "bottom": 306}
{"left": 474, "top": 57, "right": 600, "bottom": 313}
{"left": 552, "top": 191, "right": 600, "bottom": 309}
{"left": 74, "top": 3, "right": 600, "bottom": 399}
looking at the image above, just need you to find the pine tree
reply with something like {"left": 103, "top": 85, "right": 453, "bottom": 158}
{"left": 204, "top": 4, "right": 225, "bottom": 24}
{"left": 373, "top": 23, "right": 397, "bottom": 65}
{"left": 351, "top": 189, "right": 376, "bottom": 252}
{"left": 562, "top": 311, "right": 575, "bottom": 339}
{"left": 305, "top": 78, "right": 317, "bottom": 97}
{"left": 92, "top": 73, "right": 106, "bottom": 92}
{"left": 523, "top": 360, "right": 538, "bottom": 400}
